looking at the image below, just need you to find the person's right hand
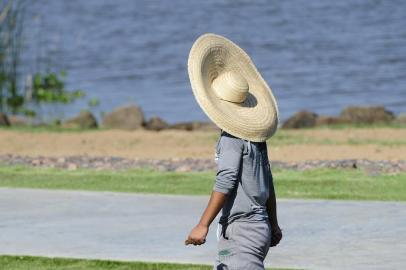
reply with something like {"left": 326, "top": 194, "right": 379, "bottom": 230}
{"left": 185, "top": 224, "right": 208, "bottom": 246}
{"left": 270, "top": 224, "right": 282, "bottom": 247}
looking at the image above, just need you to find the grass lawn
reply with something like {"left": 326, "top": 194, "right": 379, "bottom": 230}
{"left": 0, "top": 165, "right": 405, "bottom": 201}
{"left": 0, "top": 255, "right": 294, "bottom": 270}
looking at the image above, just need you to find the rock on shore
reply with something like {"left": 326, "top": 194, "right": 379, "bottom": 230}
{"left": 62, "top": 111, "right": 98, "bottom": 129}
{"left": 0, "top": 112, "right": 10, "bottom": 126}
{"left": 282, "top": 111, "right": 318, "bottom": 129}
{"left": 144, "top": 116, "right": 169, "bottom": 131}
{"left": 168, "top": 121, "right": 219, "bottom": 131}
{"left": 7, "top": 115, "right": 29, "bottom": 126}
{"left": 0, "top": 104, "right": 404, "bottom": 130}
{"left": 340, "top": 106, "right": 395, "bottom": 124}
{"left": 102, "top": 104, "right": 144, "bottom": 130}
{"left": 282, "top": 106, "right": 399, "bottom": 129}
{"left": 395, "top": 113, "right": 406, "bottom": 125}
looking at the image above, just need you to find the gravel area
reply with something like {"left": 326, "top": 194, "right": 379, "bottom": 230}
{"left": 0, "top": 154, "right": 405, "bottom": 174}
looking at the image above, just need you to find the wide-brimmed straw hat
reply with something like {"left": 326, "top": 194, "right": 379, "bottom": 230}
{"left": 187, "top": 33, "right": 279, "bottom": 142}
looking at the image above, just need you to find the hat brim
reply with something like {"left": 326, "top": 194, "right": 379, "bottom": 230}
{"left": 188, "top": 33, "right": 279, "bottom": 142}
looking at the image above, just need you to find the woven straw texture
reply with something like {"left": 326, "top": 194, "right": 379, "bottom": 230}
{"left": 188, "top": 33, "right": 279, "bottom": 142}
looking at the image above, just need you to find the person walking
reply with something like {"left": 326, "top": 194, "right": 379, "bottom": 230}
{"left": 185, "top": 33, "right": 282, "bottom": 270}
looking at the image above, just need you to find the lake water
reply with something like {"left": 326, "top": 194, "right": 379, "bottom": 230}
{"left": 23, "top": 0, "right": 406, "bottom": 123}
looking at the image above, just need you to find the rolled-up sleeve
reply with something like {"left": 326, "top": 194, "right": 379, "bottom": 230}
{"left": 213, "top": 135, "right": 244, "bottom": 194}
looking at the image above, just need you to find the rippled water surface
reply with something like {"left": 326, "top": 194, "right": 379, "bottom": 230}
{"left": 24, "top": 0, "right": 406, "bottom": 122}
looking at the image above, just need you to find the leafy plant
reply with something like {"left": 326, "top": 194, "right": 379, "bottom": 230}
{"left": 31, "top": 71, "right": 85, "bottom": 104}
{"left": 0, "top": 0, "right": 25, "bottom": 114}
{"left": 87, "top": 97, "right": 100, "bottom": 108}
{"left": 1, "top": 1, "right": 89, "bottom": 123}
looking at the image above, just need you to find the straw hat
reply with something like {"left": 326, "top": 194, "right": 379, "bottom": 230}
{"left": 187, "top": 33, "right": 279, "bottom": 142}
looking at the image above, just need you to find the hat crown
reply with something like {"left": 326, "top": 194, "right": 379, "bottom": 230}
{"left": 212, "top": 71, "right": 249, "bottom": 103}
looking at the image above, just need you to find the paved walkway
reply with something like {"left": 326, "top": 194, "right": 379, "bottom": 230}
{"left": 0, "top": 188, "right": 405, "bottom": 270}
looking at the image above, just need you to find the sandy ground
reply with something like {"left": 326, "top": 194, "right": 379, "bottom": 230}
{"left": 0, "top": 128, "right": 405, "bottom": 161}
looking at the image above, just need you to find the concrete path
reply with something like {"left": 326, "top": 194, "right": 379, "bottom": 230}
{"left": 0, "top": 188, "right": 405, "bottom": 270}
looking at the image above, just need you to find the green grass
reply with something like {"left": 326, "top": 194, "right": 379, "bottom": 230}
{"left": 0, "top": 255, "right": 293, "bottom": 270}
{"left": 0, "top": 165, "right": 405, "bottom": 201}
{"left": 274, "top": 168, "right": 406, "bottom": 201}
{"left": 0, "top": 166, "right": 212, "bottom": 195}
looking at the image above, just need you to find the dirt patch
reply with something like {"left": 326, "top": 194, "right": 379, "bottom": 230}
{"left": 0, "top": 128, "right": 405, "bottom": 161}
{"left": 291, "top": 128, "right": 406, "bottom": 142}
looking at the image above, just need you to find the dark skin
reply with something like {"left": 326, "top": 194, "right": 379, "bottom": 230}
{"left": 184, "top": 190, "right": 226, "bottom": 246}
{"left": 267, "top": 181, "right": 283, "bottom": 247}
{"left": 185, "top": 181, "right": 282, "bottom": 246}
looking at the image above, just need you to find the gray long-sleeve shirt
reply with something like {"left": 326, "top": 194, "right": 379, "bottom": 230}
{"left": 214, "top": 131, "right": 275, "bottom": 225}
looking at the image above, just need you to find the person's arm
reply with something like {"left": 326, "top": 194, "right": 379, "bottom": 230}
{"left": 185, "top": 190, "right": 227, "bottom": 245}
{"left": 185, "top": 134, "right": 244, "bottom": 246}
{"left": 266, "top": 170, "right": 282, "bottom": 247}
{"left": 267, "top": 175, "right": 279, "bottom": 227}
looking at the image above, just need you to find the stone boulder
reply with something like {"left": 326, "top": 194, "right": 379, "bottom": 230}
{"left": 8, "top": 115, "right": 29, "bottom": 126}
{"left": 0, "top": 112, "right": 10, "bottom": 126}
{"left": 169, "top": 121, "right": 219, "bottom": 131}
{"left": 315, "top": 116, "right": 346, "bottom": 126}
{"left": 144, "top": 116, "right": 169, "bottom": 131}
{"left": 62, "top": 111, "right": 98, "bottom": 129}
{"left": 102, "top": 104, "right": 144, "bottom": 130}
{"left": 340, "top": 106, "right": 395, "bottom": 124}
{"left": 169, "top": 122, "right": 196, "bottom": 131}
{"left": 282, "top": 111, "right": 318, "bottom": 129}
{"left": 395, "top": 113, "right": 406, "bottom": 125}
{"left": 196, "top": 122, "right": 220, "bottom": 131}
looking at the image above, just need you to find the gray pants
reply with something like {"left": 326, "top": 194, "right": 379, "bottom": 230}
{"left": 213, "top": 220, "right": 272, "bottom": 270}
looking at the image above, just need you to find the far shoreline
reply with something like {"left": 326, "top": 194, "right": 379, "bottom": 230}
{"left": 1, "top": 104, "right": 405, "bottom": 131}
